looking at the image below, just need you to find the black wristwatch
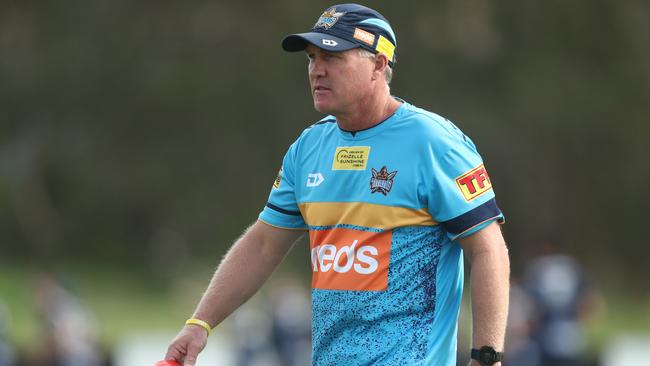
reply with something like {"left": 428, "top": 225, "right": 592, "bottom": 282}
{"left": 471, "top": 346, "right": 503, "bottom": 365}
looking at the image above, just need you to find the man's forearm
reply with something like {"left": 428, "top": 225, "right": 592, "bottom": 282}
{"left": 469, "top": 242, "right": 510, "bottom": 350}
{"left": 191, "top": 221, "right": 303, "bottom": 327}
{"left": 459, "top": 222, "right": 510, "bottom": 365}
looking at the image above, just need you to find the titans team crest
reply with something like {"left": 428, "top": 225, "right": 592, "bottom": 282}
{"left": 314, "top": 7, "right": 346, "bottom": 29}
{"left": 370, "top": 166, "right": 397, "bottom": 195}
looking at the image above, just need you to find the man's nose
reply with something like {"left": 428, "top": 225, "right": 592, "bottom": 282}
{"left": 309, "top": 59, "right": 326, "bottom": 77}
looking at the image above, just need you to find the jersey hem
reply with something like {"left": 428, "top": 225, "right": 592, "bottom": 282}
{"left": 258, "top": 218, "right": 308, "bottom": 231}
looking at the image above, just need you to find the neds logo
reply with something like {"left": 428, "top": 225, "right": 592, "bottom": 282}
{"left": 309, "top": 228, "right": 391, "bottom": 291}
{"left": 311, "top": 240, "right": 378, "bottom": 274}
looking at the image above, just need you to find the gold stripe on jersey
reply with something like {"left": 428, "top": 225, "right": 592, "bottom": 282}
{"left": 298, "top": 202, "right": 437, "bottom": 230}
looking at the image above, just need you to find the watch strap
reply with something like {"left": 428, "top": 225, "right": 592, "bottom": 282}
{"left": 471, "top": 346, "right": 503, "bottom": 365}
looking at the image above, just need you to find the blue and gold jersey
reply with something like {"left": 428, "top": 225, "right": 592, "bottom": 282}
{"left": 259, "top": 101, "right": 504, "bottom": 365}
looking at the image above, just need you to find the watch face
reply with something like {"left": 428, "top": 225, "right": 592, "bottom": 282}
{"left": 479, "top": 347, "right": 496, "bottom": 365}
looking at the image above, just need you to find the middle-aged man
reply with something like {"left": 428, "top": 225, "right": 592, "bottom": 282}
{"left": 165, "top": 4, "right": 510, "bottom": 366}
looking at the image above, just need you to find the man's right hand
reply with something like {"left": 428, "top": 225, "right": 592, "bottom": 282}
{"left": 164, "top": 325, "right": 208, "bottom": 366}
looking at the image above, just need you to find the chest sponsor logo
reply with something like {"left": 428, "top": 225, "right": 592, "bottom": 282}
{"left": 306, "top": 173, "right": 325, "bottom": 187}
{"left": 310, "top": 227, "right": 391, "bottom": 291}
{"left": 455, "top": 163, "right": 492, "bottom": 201}
{"left": 332, "top": 146, "right": 370, "bottom": 170}
{"left": 272, "top": 167, "right": 282, "bottom": 189}
{"left": 370, "top": 166, "right": 397, "bottom": 195}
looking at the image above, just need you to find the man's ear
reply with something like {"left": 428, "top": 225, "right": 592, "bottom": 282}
{"left": 372, "top": 53, "right": 389, "bottom": 80}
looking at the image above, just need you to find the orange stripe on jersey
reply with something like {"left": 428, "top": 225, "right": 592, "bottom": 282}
{"left": 310, "top": 228, "right": 391, "bottom": 291}
{"left": 299, "top": 202, "right": 437, "bottom": 229}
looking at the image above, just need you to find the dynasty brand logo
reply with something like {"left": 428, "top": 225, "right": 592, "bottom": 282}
{"left": 455, "top": 163, "right": 492, "bottom": 201}
{"left": 310, "top": 227, "right": 391, "bottom": 291}
{"left": 306, "top": 173, "right": 325, "bottom": 187}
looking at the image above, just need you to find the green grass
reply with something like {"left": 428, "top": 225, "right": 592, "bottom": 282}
{"left": 1, "top": 261, "right": 649, "bottom": 356}
{"left": 0, "top": 267, "right": 38, "bottom": 346}
{"left": 0, "top": 262, "right": 213, "bottom": 349}
{"left": 586, "top": 293, "right": 650, "bottom": 351}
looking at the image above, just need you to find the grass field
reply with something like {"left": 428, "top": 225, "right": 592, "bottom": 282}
{"left": 1, "top": 261, "right": 649, "bottom": 359}
{"left": 0, "top": 262, "right": 211, "bottom": 349}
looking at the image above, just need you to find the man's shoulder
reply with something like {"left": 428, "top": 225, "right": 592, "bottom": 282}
{"left": 307, "top": 115, "right": 338, "bottom": 131}
{"left": 399, "top": 103, "right": 456, "bottom": 134}
{"left": 398, "top": 102, "right": 473, "bottom": 148}
{"left": 295, "top": 115, "right": 337, "bottom": 140}
{"left": 284, "top": 115, "right": 337, "bottom": 153}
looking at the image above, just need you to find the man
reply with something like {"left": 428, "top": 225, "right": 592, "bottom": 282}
{"left": 165, "top": 4, "right": 509, "bottom": 366}
{"left": 507, "top": 242, "right": 602, "bottom": 366}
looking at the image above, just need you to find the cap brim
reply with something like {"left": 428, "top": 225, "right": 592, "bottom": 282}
{"left": 281, "top": 32, "right": 359, "bottom": 52}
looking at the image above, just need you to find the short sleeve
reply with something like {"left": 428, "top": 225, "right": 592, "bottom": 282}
{"left": 426, "top": 130, "right": 504, "bottom": 240}
{"left": 258, "top": 142, "right": 307, "bottom": 230}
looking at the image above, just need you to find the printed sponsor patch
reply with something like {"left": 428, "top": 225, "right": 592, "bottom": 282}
{"left": 314, "top": 7, "right": 346, "bottom": 29}
{"left": 272, "top": 167, "right": 283, "bottom": 189}
{"left": 375, "top": 35, "right": 395, "bottom": 62}
{"left": 310, "top": 227, "right": 391, "bottom": 291}
{"left": 455, "top": 163, "right": 492, "bottom": 201}
{"left": 353, "top": 27, "right": 375, "bottom": 46}
{"left": 332, "top": 146, "right": 370, "bottom": 170}
{"left": 370, "top": 166, "right": 397, "bottom": 195}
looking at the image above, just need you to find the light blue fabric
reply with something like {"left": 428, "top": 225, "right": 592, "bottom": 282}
{"left": 258, "top": 100, "right": 502, "bottom": 365}
{"left": 359, "top": 18, "right": 397, "bottom": 44}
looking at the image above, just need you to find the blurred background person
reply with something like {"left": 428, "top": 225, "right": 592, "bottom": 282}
{"left": 503, "top": 277, "right": 541, "bottom": 366}
{"left": 268, "top": 279, "right": 311, "bottom": 366}
{"left": 29, "top": 272, "right": 102, "bottom": 366}
{"left": 506, "top": 241, "right": 604, "bottom": 366}
{"left": 229, "top": 279, "right": 311, "bottom": 366}
{"left": 0, "top": 298, "right": 16, "bottom": 366}
{"left": 230, "top": 294, "right": 278, "bottom": 366}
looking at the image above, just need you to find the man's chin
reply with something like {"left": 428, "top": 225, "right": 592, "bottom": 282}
{"left": 313, "top": 101, "right": 335, "bottom": 115}
{"left": 313, "top": 105, "right": 326, "bottom": 114}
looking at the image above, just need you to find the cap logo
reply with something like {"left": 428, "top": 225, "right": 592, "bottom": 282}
{"left": 353, "top": 28, "right": 375, "bottom": 46}
{"left": 314, "top": 7, "right": 346, "bottom": 29}
{"left": 375, "top": 35, "right": 395, "bottom": 62}
{"left": 322, "top": 39, "right": 338, "bottom": 47}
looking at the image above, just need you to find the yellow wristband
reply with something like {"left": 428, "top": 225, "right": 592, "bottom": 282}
{"left": 185, "top": 318, "right": 212, "bottom": 336}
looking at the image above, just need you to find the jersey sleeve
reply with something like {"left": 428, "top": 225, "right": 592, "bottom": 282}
{"left": 426, "top": 126, "right": 504, "bottom": 240}
{"left": 258, "top": 141, "right": 307, "bottom": 230}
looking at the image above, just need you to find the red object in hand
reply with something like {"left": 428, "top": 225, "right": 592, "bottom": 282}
{"left": 155, "top": 361, "right": 181, "bottom": 366}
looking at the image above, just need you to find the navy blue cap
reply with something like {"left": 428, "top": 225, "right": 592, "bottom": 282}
{"left": 282, "top": 4, "right": 397, "bottom": 67}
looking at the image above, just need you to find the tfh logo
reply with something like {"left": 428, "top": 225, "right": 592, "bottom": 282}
{"left": 455, "top": 164, "right": 492, "bottom": 201}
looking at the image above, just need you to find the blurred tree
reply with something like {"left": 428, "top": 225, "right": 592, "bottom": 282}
{"left": 1, "top": 0, "right": 648, "bottom": 289}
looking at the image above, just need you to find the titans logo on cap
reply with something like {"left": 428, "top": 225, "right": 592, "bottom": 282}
{"left": 314, "top": 7, "right": 346, "bottom": 29}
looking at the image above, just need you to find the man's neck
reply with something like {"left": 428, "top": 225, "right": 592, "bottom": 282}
{"left": 336, "top": 93, "right": 401, "bottom": 132}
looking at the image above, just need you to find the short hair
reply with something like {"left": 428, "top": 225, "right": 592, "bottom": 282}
{"left": 358, "top": 49, "right": 393, "bottom": 85}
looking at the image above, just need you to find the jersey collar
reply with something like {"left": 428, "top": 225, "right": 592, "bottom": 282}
{"left": 336, "top": 98, "right": 406, "bottom": 141}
